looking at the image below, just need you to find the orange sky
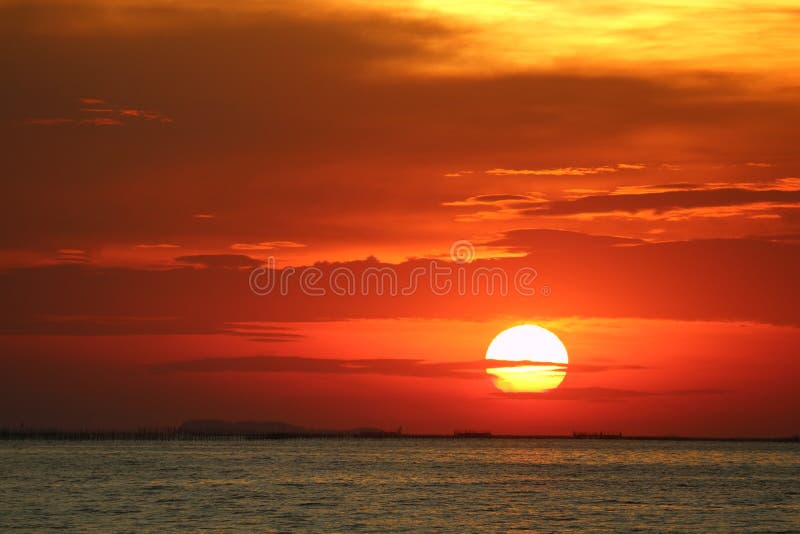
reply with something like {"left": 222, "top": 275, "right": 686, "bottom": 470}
{"left": 1, "top": 0, "right": 798, "bottom": 436}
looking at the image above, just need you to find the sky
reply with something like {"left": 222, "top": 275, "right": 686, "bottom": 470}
{"left": 1, "top": 0, "right": 799, "bottom": 436}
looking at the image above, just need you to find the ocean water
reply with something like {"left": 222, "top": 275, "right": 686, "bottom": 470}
{"left": 1, "top": 439, "right": 798, "bottom": 532}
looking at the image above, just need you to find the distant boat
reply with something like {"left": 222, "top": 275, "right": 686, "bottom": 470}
{"left": 454, "top": 430, "right": 492, "bottom": 438}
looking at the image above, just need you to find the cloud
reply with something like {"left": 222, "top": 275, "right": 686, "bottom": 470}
{"left": 486, "top": 163, "right": 645, "bottom": 176}
{"left": 487, "top": 166, "right": 618, "bottom": 176}
{"left": 472, "top": 194, "right": 532, "bottom": 203}
{"left": 134, "top": 243, "right": 181, "bottom": 249}
{"left": 25, "top": 117, "right": 124, "bottom": 126}
{"left": 152, "top": 355, "right": 640, "bottom": 379}
{"left": 495, "top": 387, "right": 729, "bottom": 402}
{"left": 0, "top": 314, "right": 301, "bottom": 338}
{"left": 117, "top": 109, "right": 172, "bottom": 122}
{"left": 230, "top": 241, "right": 306, "bottom": 251}
{"left": 152, "top": 355, "right": 484, "bottom": 379}
{"left": 609, "top": 183, "right": 703, "bottom": 195}
{"left": 174, "top": 254, "right": 260, "bottom": 268}
{"left": 442, "top": 193, "right": 544, "bottom": 207}
{"left": 522, "top": 188, "right": 800, "bottom": 217}
{"left": 483, "top": 229, "right": 642, "bottom": 252}
{"left": 444, "top": 178, "right": 800, "bottom": 224}
{"left": 24, "top": 97, "right": 172, "bottom": 127}
{"left": 627, "top": 178, "right": 800, "bottom": 194}
{"left": 24, "top": 118, "right": 75, "bottom": 126}
{"left": 7, "top": 314, "right": 199, "bottom": 336}
{"left": 80, "top": 117, "right": 124, "bottom": 126}
{"left": 1, "top": 1, "right": 799, "bottom": 327}
{"left": 219, "top": 323, "right": 304, "bottom": 343}
{"left": 748, "top": 233, "right": 800, "bottom": 244}
{"left": 1, "top": 235, "right": 798, "bottom": 334}
{"left": 50, "top": 249, "right": 89, "bottom": 264}
{"left": 3, "top": 1, "right": 800, "bottom": 252}
{"left": 617, "top": 163, "right": 646, "bottom": 170}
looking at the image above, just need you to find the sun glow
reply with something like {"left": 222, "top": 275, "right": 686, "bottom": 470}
{"left": 485, "top": 325, "right": 568, "bottom": 392}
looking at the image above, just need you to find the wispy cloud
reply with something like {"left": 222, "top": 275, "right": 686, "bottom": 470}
{"left": 0, "top": 315, "right": 301, "bottom": 339}
{"left": 134, "top": 243, "right": 181, "bottom": 249}
{"left": 482, "top": 229, "right": 643, "bottom": 252}
{"left": 522, "top": 187, "right": 800, "bottom": 218}
{"left": 444, "top": 170, "right": 474, "bottom": 177}
{"left": 230, "top": 241, "right": 306, "bottom": 251}
{"left": 25, "top": 118, "right": 77, "bottom": 126}
{"left": 487, "top": 166, "right": 617, "bottom": 176}
{"left": 25, "top": 97, "right": 172, "bottom": 127}
{"left": 174, "top": 254, "right": 260, "bottom": 268}
{"left": 25, "top": 117, "right": 125, "bottom": 126}
{"left": 486, "top": 163, "right": 645, "bottom": 176}
{"left": 446, "top": 178, "right": 800, "bottom": 222}
{"left": 51, "top": 248, "right": 89, "bottom": 264}
{"left": 495, "top": 387, "right": 729, "bottom": 402}
{"left": 616, "top": 163, "right": 646, "bottom": 170}
{"left": 152, "top": 355, "right": 643, "bottom": 380}
{"left": 442, "top": 193, "right": 544, "bottom": 207}
{"left": 3, "top": 237, "right": 798, "bottom": 330}
{"left": 745, "top": 162, "right": 774, "bottom": 168}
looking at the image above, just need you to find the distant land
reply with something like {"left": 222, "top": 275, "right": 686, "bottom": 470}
{"left": 0, "top": 420, "right": 403, "bottom": 440}
{"left": 1, "top": 420, "right": 798, "bottom": 442}
{"left": 179, "top": 419, "right": 401, "bottom": 437}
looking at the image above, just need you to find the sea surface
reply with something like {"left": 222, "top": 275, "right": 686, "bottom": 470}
{"left": 1, "top": 438, "right": 798, "bottom": 532}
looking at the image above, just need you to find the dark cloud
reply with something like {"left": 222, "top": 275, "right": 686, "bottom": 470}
{"left": 24, "top": 96, "right": 173, "bottom": 127}
{"left": 643, "top": 183, "right": 703, "bottom": 191}
{"left": 748, "top": 232, "right": 800, "bottom": 243}
{"left": 154, "top": 355, "right": 487, "bottom": 379}
{"left": 564, "top": 363, "right": 648, "bottom": 373}
{"left": 0, "top": 235, "right": 798, "bottom": 334}
{"left": 495, "top": 387, "right": 729, "bottom": 402}
{"left": 174, "top": 254, "right": 260, "bottom": 268}
{"left": 471, "top": 194, "right": 533, "bottom": 202}
{"left": 483, "top": 229, "right": 642, "bottom": 252}
{"left": 152, "top": 355, "right": 639, "bottom": 379}
{"left": 2, "top": 2, "right": 800, "bottom": 251}
{"left": 522, "top": 188, "right": 800, "bottom": 216}
{"left": 0, "top": 313, "right": 300, "bottom": 339}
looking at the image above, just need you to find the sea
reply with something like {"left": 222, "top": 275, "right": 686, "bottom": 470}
{"left": 1, "top": 438, "right": 798, "bottom": 532}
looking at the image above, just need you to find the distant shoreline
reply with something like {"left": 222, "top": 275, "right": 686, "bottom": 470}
{"left": 1, "top": 430, "right": 797, "bottom": 443}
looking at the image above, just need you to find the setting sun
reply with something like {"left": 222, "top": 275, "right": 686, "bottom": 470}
{"left": 485, "top": 325, "right": 569, "bottom": 393}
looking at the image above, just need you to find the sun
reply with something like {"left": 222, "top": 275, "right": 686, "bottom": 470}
{"left": 485, "top": 325, "right": 568, "bottom": 392}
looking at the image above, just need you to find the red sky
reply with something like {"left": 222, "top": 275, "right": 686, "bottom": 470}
{"left": 1, "top": 0, "right": 798, "bottom": 436}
